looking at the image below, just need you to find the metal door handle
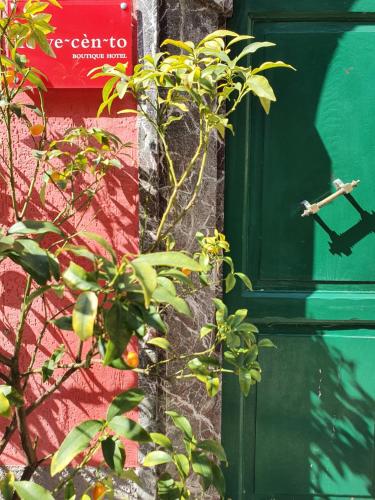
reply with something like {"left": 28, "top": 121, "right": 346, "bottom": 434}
{"left": 301, "top": 178, "right": 360, "bottom": 217}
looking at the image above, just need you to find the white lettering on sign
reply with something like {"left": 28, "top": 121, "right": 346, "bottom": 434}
{"left": 49, "top": 35, "right": 128, "bottom": 50}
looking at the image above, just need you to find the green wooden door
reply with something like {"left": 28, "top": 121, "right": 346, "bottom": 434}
{"left": 223, "top": 1, "right": 375, "bottom": 498}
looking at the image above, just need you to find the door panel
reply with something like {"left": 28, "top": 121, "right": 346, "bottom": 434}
{"left": 224, "top": 1, "right": 375, "bottom": 499}
{"left": 255, "top": 330, "right": 375, "bottom": 498}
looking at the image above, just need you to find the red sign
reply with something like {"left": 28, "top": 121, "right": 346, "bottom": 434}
{"left": 16, "top": 0, "right": 133, "bottom": 88}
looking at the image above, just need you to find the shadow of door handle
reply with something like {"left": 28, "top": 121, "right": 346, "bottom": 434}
{"left": 301, "top": 178, "right": 360, "bottom": 217}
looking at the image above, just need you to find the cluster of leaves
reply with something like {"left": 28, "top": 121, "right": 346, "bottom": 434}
{"left": 92, "top": 30, "right": 294, "bottom": 126}
{"left": 1, "top": 0, "right": 61, "bottom": 92}
{"left": 0, "top": 390, "right": 226, "bottom": 500}
{"left": 91, "top": 31, "right": 294, "bottom": 245}
{"left": 145, "top": 411, "right": 226, "bottom": 499}
{"left": 39, "top": 127, "right": 128, "bottom": 197}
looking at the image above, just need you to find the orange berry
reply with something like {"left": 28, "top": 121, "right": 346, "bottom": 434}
{"left": 92, "top": 482, "right": 106, "bottom": 500}
{"left": 125, "top": 351, "right": 139, "bottom": 368}
{"left": 50, "top": 171, "right": 61, "bottom": 181}
{"left": 3, "top": 70, "right": 15, "bottom": 85}
{"left": 181, "top": 268, "right": 191, "bottom": 276}
{"left": 29, "top": 123, "right": 44, "bottom": 137}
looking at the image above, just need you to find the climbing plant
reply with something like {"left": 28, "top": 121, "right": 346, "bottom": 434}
{"left": 0, "top": 1, "right": 293, "bottom": 498}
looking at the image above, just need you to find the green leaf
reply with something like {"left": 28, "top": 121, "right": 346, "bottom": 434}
{"left": 191, "top": 452, "right": 213, "bottom": 490}
{"left": 51, "top": 419, "right": 104, "bottom": 476}
{"left": 250, "top": 368, "right": 262, "bottom": 382}
{"left": 258, "top": 338, "right": 276, "bottom": 348}
{"left": 103, "top": 301, "right": 133, "bottom": 364}
{"left": 143, "top": 450, "right": 173, "bottom": 467}
{"left": 9, "top": 239, "right": 57, "bottom": 285}
{"left": 8, "top": 220, "right": 63, "bottom": 236}
{"left": 0, "top": 235, "right": 15, "bottom": 254}
{"left": 234, "top": 272, "right": 252, "bottom": 290}
{"left": 72, "top": 291, "right": 98, "bottom": 341}
{"left": 225, "top": 273, "right": 236, "bottom": 293}
{"left": 25, "top": 285, "right": 51, "bottom": 306}
{"left": 0, "top": 385, "right": 24, "bottom": 407}
{"left": 211, "top": 463, "right": 226, "bottom": 498}
{"left": 166, "top": 411, "right": 193, "bottom": 440}
{"left": 200, "top": 324, "right": 215, "bottom": 338}
{"left": 0, "top": 392, "right": 11, "bottom": 418}
{"left": 146, "top": 337, "right": 171, "bottom": 350}
{"left": 174, "top": 453, "right": 190, "bottom": 478}
{"left": 157, "top": 473, "right": 181, "bottom": 499}
{"left": 200, "top": 30, "right": 239, "bottom": 44}
{"left": 41, "top": 345, "right": 65, "bottom": 382}
{"left": 252, "top": 60, "right": 296, "bottom": 75}
{"left": 81, "top": 231, "right": 117, "bottom": 262}
{"left": 102, "top": 437, "right": 125, "bottom": 474}
{"left": 142, "top": 306, "right": 168, "bottom": 334}
{"left": 63, "top": 262, "right": 100, "bottom": 291}
{"left": 134, "top": 252, "right": 202, "bottom": 271}
{"left": 108, "top": 416, "right": 150, "bottom": 442}
{"left": 205, "top": 376, "right": 220, "bottom": 397}
{"left": 247, "top": 75, "right": 276, "bottom": 101}
{"left": 13, "top": 482, "right": 54, "bottom": 500}
{"left": 227, "top": 34, "right": 254, "bottom": 47}
{"left": 197, "top": 439, "right": 227, "bottom": 462}
{"left": 63, "top": 480, "right": 75, "bottom": 500}
{"left": 153, "top": 286, "right": 191, "bottom": 316}
{"left": 107, "top": 388, "right": 144, "bottom": 422}
{"left": 150, "top": 432, "right": 173, "bottom": 449}
{"left": 52, "top": 316, "right": 73, "bottom": 331}
{"left": 236, "top": 41, "right": 275, "bottom": 62}
{"left": 161, "top": 39, "right": 194, "bottom": 53}
{"left": 259, "top": 97, "right": 271, "bottom": 114}
{"left": 130, "top": 261, "right": 157, "bottom": 308}
{"left": 239, "top": 368, "right": 252, "bottom": 397}
{"left": 0, "top": 472, "right": 15, "bottom": 500}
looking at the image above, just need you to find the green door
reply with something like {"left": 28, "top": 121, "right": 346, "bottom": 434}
{"left": 223, "top": 1, "right": 375, "bottom": 498}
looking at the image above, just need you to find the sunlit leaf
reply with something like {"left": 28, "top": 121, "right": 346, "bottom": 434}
{"left": 72, "top": 291, "right": 98, "bottom": 341}
{"left": 51, "top": 420, "right": 104, "bottom": 476}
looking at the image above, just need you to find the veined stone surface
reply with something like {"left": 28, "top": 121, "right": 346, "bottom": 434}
{"left": 199, "top": 0, "right": 233, "bottom": 14}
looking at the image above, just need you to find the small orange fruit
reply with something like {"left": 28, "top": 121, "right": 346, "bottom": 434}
{"left": 4, "top": 70, "right": 15, "bottom": 86}
{"left": 92, "top": 482, "right": 106, "bottom": 500}
{"left": 181, "top": 268, "right": 191, "bottom": 276}
{"left": 125, "top": 351, "right": 139, "bottom": 368}
{"left": 29, "top": 123, "right": 44, "bottom": 137}
{"left": 50, "top": 171, "right": 63, "bottom": 182}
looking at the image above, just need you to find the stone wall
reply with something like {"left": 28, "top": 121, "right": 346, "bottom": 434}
{"left": 137, "top": 0, "right": 233, "bottom": 497}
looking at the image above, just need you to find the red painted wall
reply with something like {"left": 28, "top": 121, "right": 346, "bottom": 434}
{"left": 0, "top": 85, "right": 139, "bottom": 466}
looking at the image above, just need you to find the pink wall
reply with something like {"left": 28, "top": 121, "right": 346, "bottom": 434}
{"left": 0, "top": 87, "right": 139, "bottom": 466}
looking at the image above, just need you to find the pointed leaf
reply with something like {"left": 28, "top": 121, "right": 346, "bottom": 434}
{"left": 146, "top": 337, "right": 170, "bottom": 350}
{"left": 150, "top": 433, "right": 173, "bottom": 449}
{"left": 107, "top": 388, "right": 144, "bottom": 422}
{"left": 143, "top": 451, "right": 173, "bottom": 467}
{"left": 51, "top": 420, "right": 104, "bottom": 476}
{"left": 14, "top": 482, "right": 53, "bottom": 500}
{"left": 72, "top": 292, "right": 98, "bottom": 341}
{"left": 109, "top": 416, "right": 150, "bottom": 442}
{"left": 248, "top": 75, "right": 276, "bottom": 101}
{"left": 103, "top": 301, "right": 132, "bottom": 363}
{"left": 236, "top": 41, "right": 275, "bottom": 62}
{"left": 130, "top": 261, "right": 157, "bottom": 308}
{"left": 102, "top": 437, "right": 125, "bottom": 474}
{"left": 63, "top": 262, "right": 100, "bottom": 291}
{"left": 252, "top": 60, "right": 296, "bottom": 75}
{"left": 166, "top": 411, "right": 193, "bottom": 440}
{"left": 8, "top": 220, "right": 63, "bottom": 236}
{"left": 134, "top": 252, "right": 202, "bottom": 271}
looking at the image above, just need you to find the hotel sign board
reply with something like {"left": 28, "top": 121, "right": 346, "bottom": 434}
{"left": 16, "top": 0, "right": 133, "bottom": 88}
